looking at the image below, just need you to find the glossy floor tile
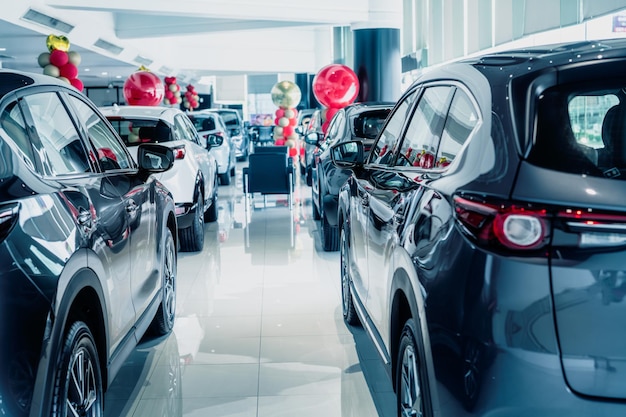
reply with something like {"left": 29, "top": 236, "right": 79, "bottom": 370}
{"left": 105, "top": 162, "right": 395, "bottom": 417}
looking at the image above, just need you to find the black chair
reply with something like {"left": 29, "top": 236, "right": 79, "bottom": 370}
{"left": 243, "top": 146, "right": 294, "bottom": 210}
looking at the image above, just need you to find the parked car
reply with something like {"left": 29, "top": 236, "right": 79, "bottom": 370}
{"left": 188, "top": 110, "right": 236, "bottom": 185}
{"left": 209, "top": 108, "right": 251, "bottom": 160}
{"left": 309, "top": 102, "right": 393, "bottom": 251}
{"left": 331, "top": 39, "right": 626, "bottom": 417}
{"left": 100, "top": 105, "right": 220, "bottom": 252}
{"left": 0, "top": 69, "right": 178, "bottom": 417}
{"left": 295, "top": 108, "right": 317, "bottom": 172}
{"left": 302, "top": 108, "right": 324, "bottom": 186}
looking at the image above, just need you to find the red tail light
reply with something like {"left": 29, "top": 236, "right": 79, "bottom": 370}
{"left": 173, "top": 145, "right": 186, "bottom": 160}
{"left": 454, "top": 196, "right": 549, "bottom": 251}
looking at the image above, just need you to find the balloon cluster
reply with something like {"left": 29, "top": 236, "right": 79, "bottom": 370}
{"left": 123, "top": 68, "right": 164, "bottom": 106}
{"left": 312, "top": 64, "right": 359, "bottom": 133}
{"left": 183, "top": 84, "right": 200, "bottom": 110}
{"left": 37, "top": 34, "right": 83, "bottom": 91}
{"left": 163, "top": 76, "right": 182, "bottom": 106}
{"left": 271, "top": 81, "right": 301, "bottom": 157}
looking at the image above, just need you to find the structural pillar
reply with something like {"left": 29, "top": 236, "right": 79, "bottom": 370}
{"left": 352, "top": 0, "right": 402, "bottom": 103}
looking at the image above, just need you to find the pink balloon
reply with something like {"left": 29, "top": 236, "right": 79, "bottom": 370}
{"left": 60, "top": 62, "right": 78, "bottom": 80}
{"left": 312, "top": 64, "right": 359, "bottom": 108}
{"left": 70, "top": 77, "right": 84, "bottom": 91}
{"left": 49, "top": 49, "right": 69, "bottom": 68}
{"left": 123, "top": 71, "right": 165, "bottom": 106}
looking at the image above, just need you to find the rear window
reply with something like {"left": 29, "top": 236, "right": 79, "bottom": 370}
{"left": 528, "top": 82, "right": 626, "bottom": 179}
{"left": 216, "top": 111, "right": 239, "bottom": 126}
{"left": 189, "top": 115, "right": 216, "bottom": 131}
{"left": 352, "top": 109, "right": 391, "bottom": 139}
{"left": 106, "top": 118, "right": 171, "bottom": 147}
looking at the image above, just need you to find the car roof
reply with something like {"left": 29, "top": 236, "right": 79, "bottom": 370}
{"left": 0, "top": 69, "right": 81, "bottom": 100}
{"left": 99, "top": 105, "right": 183, "bottom": 123}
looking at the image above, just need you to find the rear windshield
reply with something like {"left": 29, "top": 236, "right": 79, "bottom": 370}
{"left": 352, "top": 109, "right": 391, "bottom": 139}
{"left": 528, "top": 82, "right": 626, "bottom": 179}
{"left": 216, "top": 111, "right": 239, "bottom": 126}
{"left": 189, "top": 115, "right": 216, "bottom": 131}
{"left": 106, "top": 118, "right": 171, "bottom": 147}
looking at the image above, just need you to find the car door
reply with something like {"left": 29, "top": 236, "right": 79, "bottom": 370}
{"left": 347, "top": 90, "right": 421, "bottom": 306}
{"left": 175, "top": 113, "right": 215, "bottom": 203}
{"left": 17, "top": 89, "right": 139, "bottom": 353}
{"left": 66, "top": 94, "right": 162, "bottom": 324}
{"left": 364, "top": 86, "right": 455, "bottom": 331}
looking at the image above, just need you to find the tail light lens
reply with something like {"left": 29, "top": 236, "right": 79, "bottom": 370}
{"left": 454, "top": 196, "right": 549, "bottom": 251}
{"left": 173, "top": 145, "right": 186, "bottom": 160}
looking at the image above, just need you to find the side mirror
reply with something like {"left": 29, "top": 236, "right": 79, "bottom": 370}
{"left": 330, "top": 140, "right": 364, "bottom": 168}
{"left": 295, "top": 126, "right": 303, "bottom": 135}
{"left": 304, "top": 131, "right": 321, "bottom": 145}
{"left": 137, "top": 144, "right": 175, "bottom": 172}
{"left": 205, "top": 133, "right": 224, "bottom": 149}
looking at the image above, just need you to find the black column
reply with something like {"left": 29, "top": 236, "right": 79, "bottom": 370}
{"left": 353, "top": 28, "right": 401, "bottom": 103}
{"left": 294, "top": 73, "right": 310, "bottom": 111}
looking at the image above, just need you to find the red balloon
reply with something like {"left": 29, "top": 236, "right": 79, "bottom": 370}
{"left": 60, "top": 62, "right": 78, "bottom": 80}
{"left": 312, "top": 64, "right": 359, "bottom": 108}
{"left": 123, "top": 71, "right": 165, "bottom": 106}
{"left": 325, "top": 107, "right": 340, "bottom": 122}
{"left": 289, "top": 147, "right": 298, "bottom": 157}
{"left": 282, "top": 125, "right": 294, "bottom": 137}
{"left": 49, "top": 49, "right": 69, "bottom": 68}
{"left": 275, "top": 108, "right": 285, "bottom": 118}
{"left": 70, "top": 77, "right": 84, "bottom": 91}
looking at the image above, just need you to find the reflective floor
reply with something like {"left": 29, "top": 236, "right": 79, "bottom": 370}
{"left": 104, "top": 161, "right": 396, "bottom": 417}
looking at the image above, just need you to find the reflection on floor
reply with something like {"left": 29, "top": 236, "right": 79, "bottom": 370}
{"left": 104, "top": 162, "right": 395, "bottom": 417}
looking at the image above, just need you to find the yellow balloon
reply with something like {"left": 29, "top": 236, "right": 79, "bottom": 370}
{"left": 271, "top": 81, "right": 301, "bottom": 108}
{"left": 46, "top": 34, "right": 70, "bottom": 52}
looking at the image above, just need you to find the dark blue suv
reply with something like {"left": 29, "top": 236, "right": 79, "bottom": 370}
{"left": 331, "top": 39, "right": 626, "bottom": 416}
{"left": 0, "top": 70, "right": 178, "bottom": 417}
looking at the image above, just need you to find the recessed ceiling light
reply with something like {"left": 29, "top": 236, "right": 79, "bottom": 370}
{"left": 84, "top": 68, "right": 91, "bottom": 72}
{"left": 22, "top": 9, "right": 74, "bottom": 33}
{"left": 101, "top": 72, "right": 108, "bottom": 76}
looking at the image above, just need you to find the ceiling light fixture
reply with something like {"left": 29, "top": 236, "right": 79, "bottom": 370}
{"left": 134, "top": 55, "right": 153, "bottom": 67}
{"left": 93, "top": 39, "right": 124, "bottom": 55}
{"left": 21, "top": 9, "right": 74, "bottom": 33}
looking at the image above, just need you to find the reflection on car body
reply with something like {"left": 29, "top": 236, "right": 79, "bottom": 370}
{"left": 332, "top": 39, "right": 626, "bottom": 416}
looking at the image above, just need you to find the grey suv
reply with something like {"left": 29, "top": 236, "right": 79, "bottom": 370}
{"left": 332, "top": 39, "right": 626, "bottom": 416}
{"left": 0, "top": 70, "right": 178, "bottom": 417}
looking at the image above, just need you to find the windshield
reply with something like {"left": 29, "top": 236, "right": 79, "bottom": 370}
{"left": 106, "top": 118, "right": 171, "bottom": 147}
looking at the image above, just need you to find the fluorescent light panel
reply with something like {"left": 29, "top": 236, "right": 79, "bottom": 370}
{"left": 93, "top": 38, "right": 124, "bottom": 55}
{"left": 22, "top": 9, "right": 74, "bottom": 33}
{"left": 134, "top": 56, "right": 153, "bottom": 66}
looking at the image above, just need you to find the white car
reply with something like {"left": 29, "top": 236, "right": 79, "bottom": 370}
{"left": 188, "top": 110, "right": 236, "bottom": 185}
{"left": 100, "top": 105, "right": 220, "bottom": 252}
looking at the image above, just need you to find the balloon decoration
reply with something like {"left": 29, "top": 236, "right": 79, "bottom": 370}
{"left": 123, "top": 68, "right": 165, "bottom": 106}
{"left": 312, "top": 64, "right": 359, "bottom": 133}
{"left": 182, "top": 84, "right": 200, "bottom": 111}
{"left": 37, "top": 34, "right": 84, "bottom": 91}
{"left": 163, "top": 76, "right": 182, "bottom": 106}
{"left": 270, "top": 80, "right": 301, "bottom": 157}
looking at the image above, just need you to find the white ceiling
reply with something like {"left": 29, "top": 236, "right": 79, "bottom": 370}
{"left": 0, "top": 0, "right": 373, "bottom": 88}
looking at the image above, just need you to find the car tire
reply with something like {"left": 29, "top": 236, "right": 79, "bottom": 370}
{"left": 396, "top": 318, "right": 432, "bottom": 417}
{"left": 340, "top": 224, "right": 359, "bottom": 326}
{"left": 230, "top": 165, "right": 236, "bottom": 177}
{"left": 179, "top": 195, "right": 204, "bottom": 252}
{"left": 52, "top": 321, "right": 103, "bottom": 417}
{"left": 321, "top": 211, "right": 339, "bottom": 251}
{"left": 149, "top": 228, "right": 177, "bottom": 336}
{"left": 311, "top": 189, "right": 321, "bottom": 220}
{"left": 204, "top": 192, "right": 218, "bottom": 223}
{"left": 306, "top": 166, "right": 313, "bottom": 186}
{"left": 219, "top": 172, "right": 231, "bottom": 185}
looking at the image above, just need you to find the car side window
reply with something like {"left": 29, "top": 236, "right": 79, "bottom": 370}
{"left": 437, "top": 88, "right": 479, "bottom": 167}
{"left": 68, "top": 96, "right": 132, "bottom": 171}
{"left": 175, "top": 114, "right": 200, "bottom": 145}
{"left": 369, "top": 88, "right": 420, "bottom": 165}
{"left": 321, "top": 110, "right": 345, "bottom": 151}
{"left": 395, "top": 86, "right": 454, "bottom": 168}
{"left": 22, "top": 92, "right": 91, "bottom": 176}
{"left": 0, "top": 101, "right": 36, "bottom": 170}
